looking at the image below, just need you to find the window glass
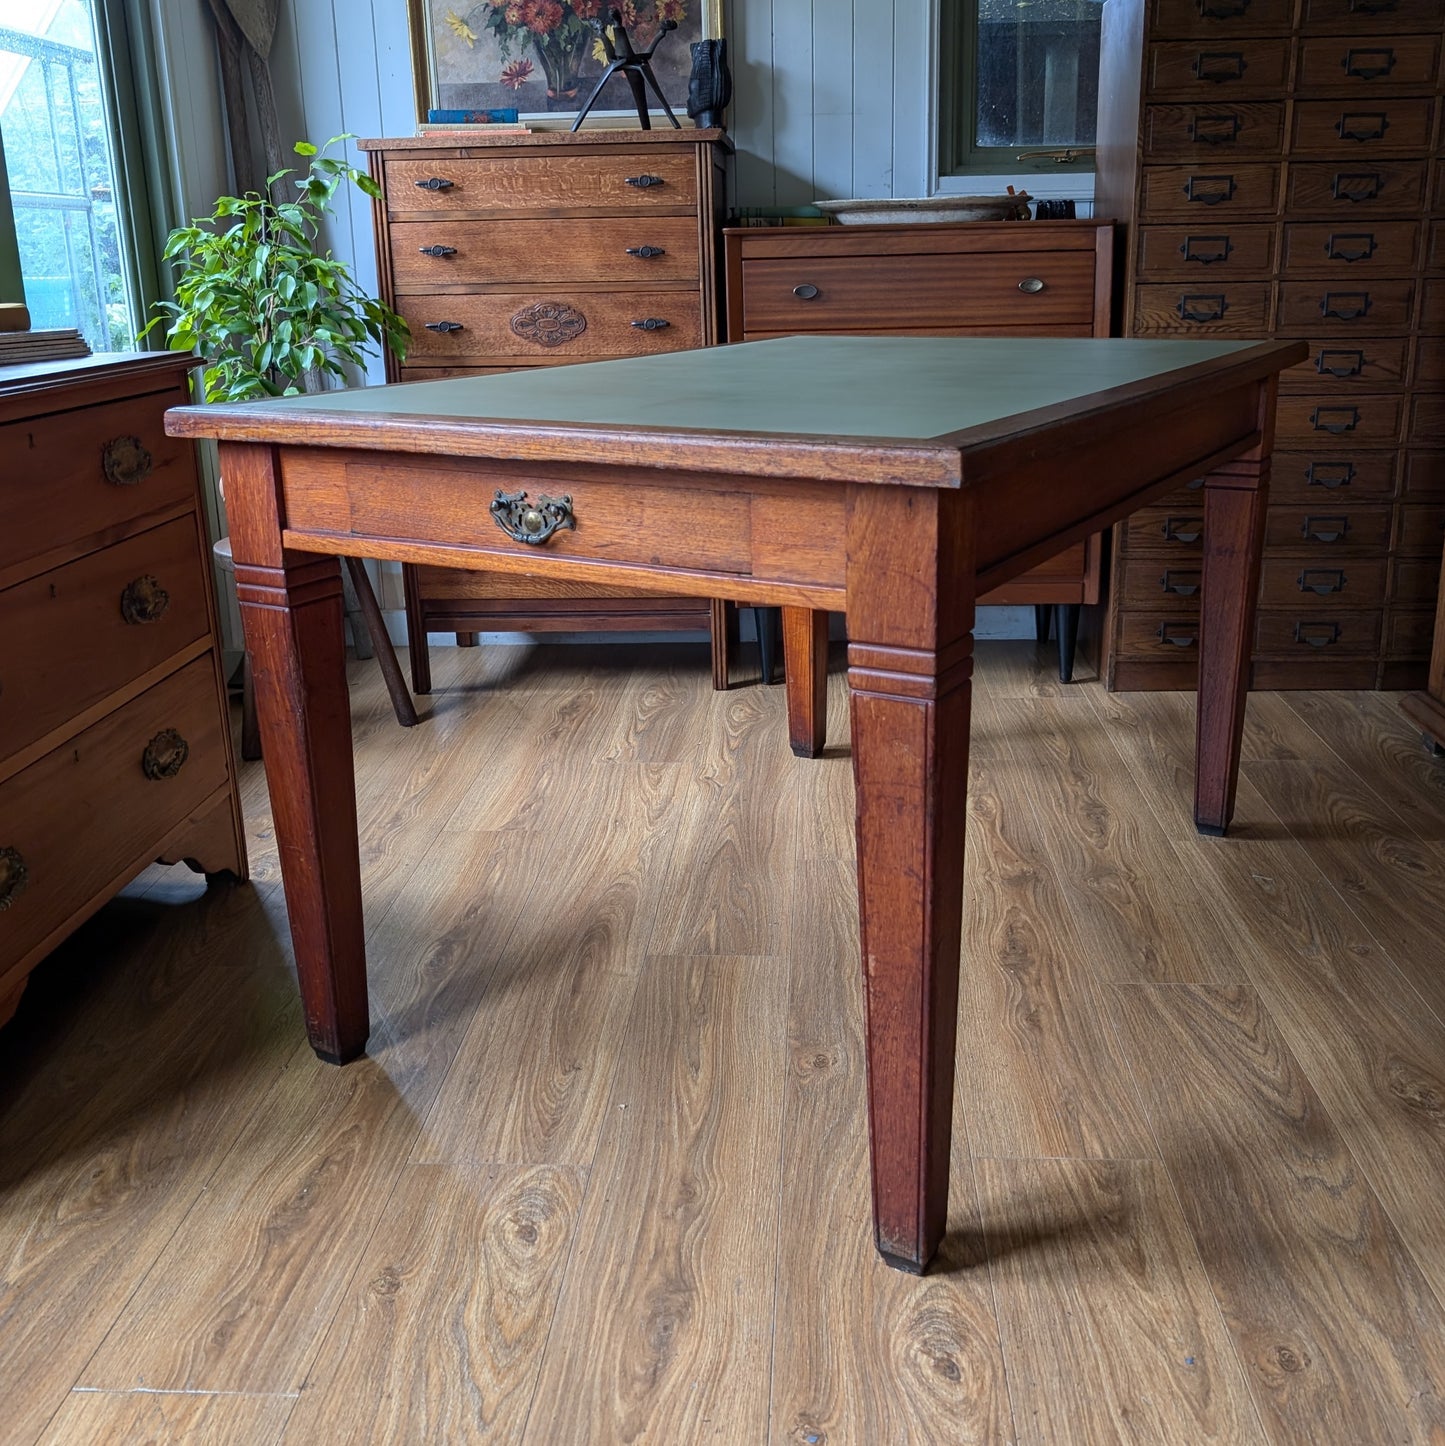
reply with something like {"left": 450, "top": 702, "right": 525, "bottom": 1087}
{"left": 0, "top": 0, "right": 136, "bottom": 348}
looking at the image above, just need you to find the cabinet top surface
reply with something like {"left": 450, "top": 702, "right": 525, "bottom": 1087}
{"left": 359, "top": 128, "right": 729, "bottom": 151}
{"left": 0, "top": 350, "right": 195, "bottom": 395}
{"left": 167, "top": 335, "right": 1301, "bottom": 485}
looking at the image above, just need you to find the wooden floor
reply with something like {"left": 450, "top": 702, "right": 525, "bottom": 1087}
{"left": 4, "top": 637, "right": 1445, "bottom": 1445}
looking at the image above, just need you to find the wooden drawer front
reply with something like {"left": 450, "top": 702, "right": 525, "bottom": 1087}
{"left": 1404, "top": 451, "right": 1445, "bottom": 494}
{"left": 1143, "top": 103, "right": 1285, "bottom": 159}
{"left": 1385, "top": 609, "right": 1436, "bottom": 656}
{"left": 397, "top": 291, "right": 702, "bottom": 361}
{"left": 0, "top": 655, "right": 228, "bottom": 971}
{"left": 1136, "top": 223, "right": 1275, "bottom": 276}
{"left": 1277, "top": 278, "right": 1415, "bottom": 331}
{"left": 1255, "top": 609, "right": 1383, "bottom": 655}
{"left": 1391, "top": 556, "right": 1442, "bottom": 605}
{"left": 1416, "top": 336, "right": 1445, "bottom": 383}
{"left": 1265, "top": 505, "right": 1394, "bottom": 551}
{"left": 1424, "top": 280, "right": 1445, "bottom": 331}
{"left": 1146, "top": 40, "right": 1290, "bottom": 97}
{"left": 1296, "top": 36, "right": 1442, "bottom": 93}
{"left": 1280, "top": 338, "right": 1409, "bottom": 391}
{"left": 738, "top": 252, "right": 1097, "bottom": 333}
{"left": 1436, "top": 161, "right": 1445, "bottom": 211}
{"left": 1119, "top": 609, "right": 1204, "bottom": 656}
{"left": 382, "top": 152, "right": 697, "bottom": 217}
{"left": 1118, "top": 556, "right": 1205, "bottom": 607}
{"left": 1274, "top": 393, "right": 1403, "bottom": 445}
{"left": 1123, "top": 508, "right": 1209, "bottom": 554}
{"left": 1430, "top": 223, "right": 1445, "bottom": 273}
{"left": 0, "top": 517, "right": 210, "bottom": 762}
{"left": 1280, "top": 220, "right": 1420, "bottom": 275}
{"left": 1150, "top": 0, "right": 1295, "bottom": 37}
{"left": 1397, "top": 502, "right": 1445, "bottom": 552}
{"left": 1301, "top": 0, "right": 1445, "bottom": 32}
{"left": 388, "top": 217, "right": 701, "bottom": 290}
{"left": 1139, "top": 164, "right": 1281, "bottom": 218}
{"left": 1258, "top": 556, "right": 1388, "bottom": 607}
{"left": 1411, "top": 396, "right": 1445, "bottom": 444}
{"left": 1131, "top": 281, "right": 1270, "bottom": 333}
{"left": 1290, "top": 99, "right": 1434, "bottom": 157}
{"left": 1284, "top": 161, "right": 1427, "bottom": 214}
{"left": 0, "top": 392, "right": 197, "bottom": 576}
{"left": 1270, "top": 450, "right": 1398, "bottom": 499}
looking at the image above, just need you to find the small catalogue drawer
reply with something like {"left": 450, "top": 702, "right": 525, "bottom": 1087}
{"left": 1145, "top": 39, "right": 1291, "bottom": 97}
{"left": 1295, "top": 35, "right": 1442, "bottom": 93}
{"left": 1255, "top": 609, "right": 1383, "bottom": 655}
{"left": 1396, "top": 503, "right": 1445, "bottom": 553}
{"left": 1136, "top": 224, "right": 1275, "bottom": 276}
{"left": 1264, "top": 505, "right": 1393, "bottom": 551}
{"left": 1290, "top": 99, "right": 1434, "bottom": 157}
{"left": 1391, "top": 556, "right": 1442, "bottom": 606}
{"left": 1273, "top": 394, "right": 1403, "bottom": 446}
{"left": 1300, "top": 0, "right": 1445, "bottom": 33}
{"left": 1276, "top": 279, "right": 1414, "bottom": 332}
{"left": 1258, "top": 556, "right": 1388, "bottom": 606}
{"left": 1269, "top": 450, "right": 1398, "bottom": 499}
{"left": 1279, "top": 221, "right": 1420, "bottom": 275}
{"left": 1284, "top": 161, "right": 1427, "bottom": 214}
{"left": 1385, "top": 609, "right": 1437, "bottom": 657}
{"left": 1138, "top": 163, "right": 1281, "bottom": 218}
{"left": 1131, "top": 281, "right": 1271, "bottom": 333}
{"left": 1279, "top": 339, "right": 1408, "bottom": 391}
{"left": 1143, "top": 103, "right": 1285, "bottom": 159}
{"left": 1151, "top": 0, "right": 1295, "bottom": 37}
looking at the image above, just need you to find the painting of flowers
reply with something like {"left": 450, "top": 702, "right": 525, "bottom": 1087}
{"left": 412, "top": 0, "right": 724, "bottom": 123}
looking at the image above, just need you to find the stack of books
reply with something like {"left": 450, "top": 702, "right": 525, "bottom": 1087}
{"left": 0, "top": 326, "right": 92, "bottom": 367}
{"left": 418, "top": 108, "right": 531, "bottom": 136}
{"left": 731, "top": 206, "right": 833, "bottom": 228}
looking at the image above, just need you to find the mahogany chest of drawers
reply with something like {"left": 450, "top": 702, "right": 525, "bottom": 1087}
{"left": 360, "top": 130, "right": 732, "bottom": 691}
{"left": 0, "top": 353, "right": 246, "bottom": 1030}
{"left": 1096, "top": 0, "right": 1445, "bottom": 689}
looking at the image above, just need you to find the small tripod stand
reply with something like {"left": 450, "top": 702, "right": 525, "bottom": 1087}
{"left": 570, "top": 8, "right": 681, "bottom": 132}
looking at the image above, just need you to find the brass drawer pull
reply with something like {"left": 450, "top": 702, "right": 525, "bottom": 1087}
{"left": 631, "top": 317, "right": 671, "bottom": 330}
{"left": 1177, "top": 293, "right": 1227, "bottom": 323}
{"left": 1018, "top": 277, "right": 1046, "bottom": 293}
{"left": 1311, "top": 405, "right": 1361, "bottom": 435}
{"left": 625, "top": 245, "right": 667, "bottom": 258}
{"left": 1185, "top": 476, "right": 1206, "bottom": 490}
{"left": 101, "top": 435, "right": 153, "bottom": 487}
{"left": 1303, "top": 515, "right": 1349, "bottom": 543}
{"left": 1298, "top": 568, "right": 1347, "bottom": 595}
{"left": 1320, "top": 291, "right": 1370, "bottom": 321}
{"left": 1332, "top": 171, "right": 1383, "bottom": 203}
{"left": 1181, "top": 234, "right": 1232, "bottom": 264}
{"left": 1337, "top": 112, "right": 1389, "bottom": 143}
{"left": 0, "top": 846, "right": 27, "bottom": 912}
{"left": 1157, "top": 623, "right": 1198, "bottom": 648}
{"left": 1164, "top": 516, "right": 1205, "bottom": 544}
{"left": 1161, "top": 569, "right": 1202, "bottom": 596}
{"left": 142, "top": 728, "right": 190, "bottom": 781}
{"left": 120, "top": 574, "right": 171, "bottom": 625}
{"left": 1349, "top": 0, "right": 1398, "bottom": 13}
{"left": 1193, "top": 51, "right": 1247, "bottom": 84}
{"left": 624, "top": 173, "right": 665, "bottom": 188}
{"left": 1295, "top": 622, "right": 1341, "bottom": 648}
{"left": 1326, "top": 232, "right": 1376, "bottom": 262}
{"left": 1190, "top": 113, "right": 1241, "bottom": 146}
{"left": 1197, "top": 0, "right": 1251, "bottom": 16}
{"left": 424, "top": 320, "right": 464, "bottom": 333}
{"left": 418, "top": 244, "right": 458, "bottom": 258}
{"left": 1316, "top": 349, "right": 1365, "bottom": 378}
{"left": 793, "top": 283, "right": 820, "bottom": 299}
{"left": 413, "top": 176, "right": 454, "bottom": 191}
{"left": 1184, "top": 173, "right": 1235, "bottom": 206}
{"left": 490, "top": 489, "right": 575, "bottom": 546}
{"left": 1343, "top": 48, "right": 1396, "bottom": 81}
{"left": 1306, "top": 460, "right": 1355, "bottom": 489}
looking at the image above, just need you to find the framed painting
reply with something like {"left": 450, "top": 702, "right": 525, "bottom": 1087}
{"left": 407, "top": 1, "right": 725, "bottom": 127}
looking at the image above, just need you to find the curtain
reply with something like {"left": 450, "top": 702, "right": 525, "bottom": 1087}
{"left": 203, "top": 0, "right": 283, "bottom": 197}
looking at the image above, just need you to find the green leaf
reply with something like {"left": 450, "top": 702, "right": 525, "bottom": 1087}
{"left": 294, "top": 141, "right": 318, "bottom": 156}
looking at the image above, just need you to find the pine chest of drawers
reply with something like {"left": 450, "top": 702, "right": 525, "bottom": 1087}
{"left": 1096, "top": 0, "right": 1445, "bottom": 689}
{"left": 0, "top": 353, "right": 246, "bottom": 1030}
{"left": 360, "top": 130, "right": 732, "bottom": 692}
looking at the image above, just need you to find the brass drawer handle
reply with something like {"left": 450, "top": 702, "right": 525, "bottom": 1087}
{"left": 1344, "top": 48, "right": 1396, "bottom": 81}
{"left": 1164, "top": 516, "right": 1205, "bottom": 544}
{"left": 1018, "top": 277, "right": 1046, "bottom": 293}
{"left": 414, "top": 176, "right": 454, "bottom": 191}
{"left": 626, "top": 245, "right": 667, "bottom": 258}
{"left": 1193, "top": 51, "right": 1247, "bottom": 84}
{"left": 624, "top": 173, "right": 665, "bottom": 188}
{"left": 1181, "top": 234, "right": 1231, "bottom": 264}
{"left": 490, "top": 489, "right": 575, "bottom": 546}
{"left": 1303, "top": 515, "right": 1349, "bottom": 543}
{"left": 1190, "top": 113, "right": 1242, "bottom": 146}
{"left": 1177, "top": 293, "right": 1227, "bottom": 323}
{"left": 631, "top": 317, "right": 671, "bottom": 330}
{"left": 1197, "top": 0, "right": 1251, "bottom": 16}
{"left": 1299, "top": 568, "right": 1347, "bottom": 595}
{"left": 0, "top": 846, "right": 27, "bottom": 912}
{"left": 1184, "top": 173, "right": 1236, "bottom": 206}
{"left": 1311, "top": 406, "right": 1360, "bottom": 435}
{"left": 793, "top": 283, "right": 820, "bottom": 300}
{"left": 1316, "top": 349, "right": 1366, "bottom": 378}
{"left": 1306, "top": 460, "right": 1355, "bottom": 489}
{"left": 142, "top": 728, "right": 190, "bottom": 781}
{"left": 1295, "top": 622, "right": 1341, "bottom": 648}
{"left": 1320, "top": 291, "right": 1370, "bottom": 321}
{"left": 102, "top": 435, "right": 153, "bottom": 487}
{"left": 1161, "top": 569, "right": 1202, "bottom": 596}
{"left": 120, "top": 574, "right": 171, "bottom": 625}
{"left": 425, "top": 320, "right": 464, "bottom": 333}
{"left": 1333, "top": 171, "right": 1383, "bottom": 203}
{"left": 418, "top": 244, "right": 458, "bottom": 258}
{"left": 1349, "top": 0, "right": 1398, "bottom": 14}
{"left": 1326, "top": 232, "right": 1376, "bottom": 262}
{"left": 1157, "top": 623, "right": 1198, "bottom": 648}
{"left": 1337, "top": 112, "right": 1389, "bottom": 143}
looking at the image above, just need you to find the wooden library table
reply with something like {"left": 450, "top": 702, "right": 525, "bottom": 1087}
{"left": 167, "top": 334, "right": 1304, "bottom": 1273}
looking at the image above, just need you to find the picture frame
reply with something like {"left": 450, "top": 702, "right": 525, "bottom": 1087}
{"left": 406, "top": 1, "right": 725, "bottom": 129}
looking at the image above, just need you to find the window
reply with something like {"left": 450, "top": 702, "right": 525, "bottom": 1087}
{"left": 0, "top": 0, "right": 139, "bottom": 349}
{"left": 939, "top": 0, "right": 1103, "bottom": 176}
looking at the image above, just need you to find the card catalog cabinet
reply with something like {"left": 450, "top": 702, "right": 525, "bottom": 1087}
{"left": 360, "top": 131, "right": 732, "bottom": 692}
{"left": 1096, "top": 0, "right": 1445, "bottom": 688}
{"left": 0, "top": 353, "right": 247, "bottom": 1031}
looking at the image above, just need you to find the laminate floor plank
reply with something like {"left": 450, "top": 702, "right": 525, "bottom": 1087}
{"left": 1111, "top": 983, "right": 1445, "bottom": 1444}
{"left": 977, "top": 1156, "right": 1265, "bottom": 1445}
{"left": 36, "top": 1390, "right": 295, "bottom": 1445}
{"left": 281, "top": 1163, "right": 584, "bottom": 1445}
{"left": 520, "top": 953, "right": 789, "bottom": 1445}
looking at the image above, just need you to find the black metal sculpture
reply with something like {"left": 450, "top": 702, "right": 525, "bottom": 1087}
{"left": 571, "top": 8, "right": 681, "bottom": 132}
{"left": 687, "top": 38, "right": 731, "bottom": 130}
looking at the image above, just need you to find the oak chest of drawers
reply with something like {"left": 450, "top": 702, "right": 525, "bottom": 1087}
{"left": 0, "top": 353, "right": 247, "bottom": 1029}
{"left": 1096, "top": 0, "right": 1445, "bottom": 689}
{"left": 360, "top": 130, "right": 731, "bottom": 692}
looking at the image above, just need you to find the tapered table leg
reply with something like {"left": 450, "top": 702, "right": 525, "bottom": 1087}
{"left": 847, "top": 487, "right": 974, "bottom": 1272}
{"left": 1196, "top": 449, "right": 1270, "bottom": 835}
{"left": 783, "top": 606, "right": 829, "bottom": 757}
{"left": 223, "top": 443, "right": 369, "bottom": 1064}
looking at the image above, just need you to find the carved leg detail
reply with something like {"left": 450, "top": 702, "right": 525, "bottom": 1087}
{"left": 783, "top": 607, "right": 829, "bottom": 757}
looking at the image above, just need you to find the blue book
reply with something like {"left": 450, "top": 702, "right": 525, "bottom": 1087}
{"left": 426, "top": 108, "right": 520, "bottom": 124}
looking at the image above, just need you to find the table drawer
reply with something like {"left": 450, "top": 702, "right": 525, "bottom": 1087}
{"left": 1274, "top": 393, "right": 1403, "bottom": 446}
{"left": 737, "top": 251, "right": 1097, "bottom": 333}
{"left": 1138, "top": 164, "right": 1281, "bottom": 218}
{"left": 0, "top": 516, "right": 211, "bottom": 762}
{"left": 0, "top": 391, "right": 198, "bottom": 577}
{"left": 1255, "top": 609, "right": 1383, "bottom": 655}
{"left": 397, "top": 291, "right": 703, "bottom": 361}
{"left": 1300, "top": 0, "right": 1445, "bottom": 32}
{"left": 1290, "top": 99, "right": 1434, "bottom": 157}
{"left": 1146, "top": 40, "right": 1291, "bottom": 97}
{"left": 1270, "top": 450, "right": 1398, "bottom": 499}
{"left": 1150, "top": 0, "right": 1295, "bottom": 37}
{"left": 1295, "top": 35, "right": 1442, "bottom": 93}
{"left": 1258, "top": 556, "right": 1388, "bottom": 606}
{"left": 1284, "top": 160, "right": 1427, "bottom": 214}
{"left": 1143, "top": 103, "right": 1285, "bottom": 159}
{"left": 1280, "top": 220, "right": 1420, "bottom": 275}
{"left": 1396, "top": 502, "right": 1445, "bottom": 553}
{"left": 1136, "top": 223, "right": 1275, "bottom": 277}
{"left": 388, "top": 217, "right": 701, "bottom": 290}
{"left": 1279, "top": 338, "right": 1409, "bottom": 391}
{"left": 1265, "top": 505, "right": 1393, "bottom": 551}
{"left": 1276, "top": 279, "right": 1415, "bottom": 331}
{"left": 1391, "top": 556, "right": 1442, "bottom": 605}
{"left": 1131, "top": 281, "right": 1271, "bottom": 332}
{"left": 0, "top": 655, "right": 229, "bottom": 972}
{"left": 381, "top": 151, "right": 697, "bottom": 216}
